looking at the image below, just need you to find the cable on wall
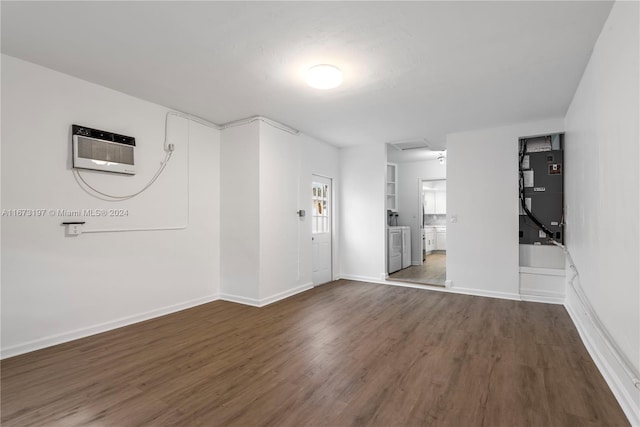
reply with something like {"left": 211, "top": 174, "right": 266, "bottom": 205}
{"left": 518, "top": 138, "right": 556, "bottom": 238}
{"left": 73, "top": 111, "right": 200, "bottom": 201}
{"left": 220, "top": 115, "right": 300, "bottom": 135}
{"left": 70, "top": 111, "right": 295, "bottom": 234}
{"left": 517, "top": 136, "right": 640, "bottom": 395}
{"left": 167, "top": 110, "right": 220, "bottom": 130}
{"left": 74, "top": 147, "right": 173, "bottom": 201}
{"left": 551, "top": 241, "right": 640, "bottom": 391}
{"left": 77, "top": 112, "right": 193, "bottom": 233}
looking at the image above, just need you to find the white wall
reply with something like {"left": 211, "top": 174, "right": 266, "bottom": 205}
{"left": 339, "top": 143, "right": 387, "bottom": 281}
{"left": 261, "top": 125, "right": 341, "bottom": 298}
{"left": 300, "top": 133, "right": 341, "bottom": 283}
{"left": 1, "top": 56, "right": 340, "bottom": 355}
{"left": 396, "top": 159, "right": 446, "bottom": 264}
{"left": 564, "top": 1, "right": 639, "bottom": 421}
{"left": 446, "top": 118, "right": 564, "bottom": 299}
{"left": 221, "top": 121, "right": 340, "bottom": 305}
{"left": 259, "top": 123, "right": 304, "bottom": 299}
{"left": 220, "top": 121, "right": 261, "bottom": 301}
{"left": 1, "top": 55, "right": 220, "bottom": 357}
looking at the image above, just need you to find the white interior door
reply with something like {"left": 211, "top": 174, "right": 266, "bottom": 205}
{"left": 312, "top": 176, "right": 332, "bottom": 285}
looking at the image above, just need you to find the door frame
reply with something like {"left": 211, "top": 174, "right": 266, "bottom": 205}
{"left": 419, "top": 178, "right": 447, "bottom": 265}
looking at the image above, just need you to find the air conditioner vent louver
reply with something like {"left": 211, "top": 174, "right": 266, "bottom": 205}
{"left": 77, "top": 137, "right": 134, "bottom": 165}
{"left": 389, "top": 139, "right": 431, "bottom": 151}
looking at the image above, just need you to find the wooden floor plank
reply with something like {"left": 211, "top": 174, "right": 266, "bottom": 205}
{"left": 388, "top": 253, "right": 447, "bottom": 286}
{"left": 1, "top": 280, "right": 630, "bottom": 426}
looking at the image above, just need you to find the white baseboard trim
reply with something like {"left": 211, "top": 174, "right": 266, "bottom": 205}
{"left": 260, "top": 283, "right": 314, "bottom": 306}
{"left": 1, "top": 294, "right": 219, "bottom": 360}
{"left": 385, "top": 280, "right": 446, "bottom": 291}
{"left": 219, "top": 293, "right": 261, "bottom": 307}
{"left": 342, "top": 274, "right": 445, "bottom": 290}
{"left": 220, "top": 283, "right": 314, "bottom": 308}
{"left": 4, "top": 282, "right": 317, "bottom": 359}
{"left": 519, "top": 266, "right": 566, "bottom": 276}
{"left": 519, "top": 288, "right": 565, "bottom": 304}
{"left": 449, "top": 286, "right": 522, "bottom": 301}
{"left": 339, "top": 274, "right": 389, "bottom": 285}
{"left": 341, "top": 275, "right": 522, "bottom": 302}
{"left": 564, "top": 287, "right": 640, "bottom": 426}
{"left": 519, "top": 294, "right": 564, "bottom": 304}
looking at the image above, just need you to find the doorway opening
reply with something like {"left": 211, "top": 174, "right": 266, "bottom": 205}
{"left": 311, "top": 175, "right": 333, "bottom": 286}
{"left": 388, "top": 179, "right": 447, "bottom": 286}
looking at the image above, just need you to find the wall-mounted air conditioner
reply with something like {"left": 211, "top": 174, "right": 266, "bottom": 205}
{"left": 72, "top": 124, "right": 136, "bottom": 175}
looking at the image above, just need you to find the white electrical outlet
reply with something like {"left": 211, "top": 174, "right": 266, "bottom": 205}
{"left": 63, "top": 222, "right": 84, "bottom": 236}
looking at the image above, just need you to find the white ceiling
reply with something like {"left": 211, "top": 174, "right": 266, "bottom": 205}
{"left": 1, "top": 1, "right": 613, "bottom": 149}
{"left": 387, "top": 144, "right": 445, "bottom": 164}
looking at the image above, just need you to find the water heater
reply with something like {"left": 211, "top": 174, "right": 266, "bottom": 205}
{"left": 72, "top": 124, "right": 136, "bottom": 175}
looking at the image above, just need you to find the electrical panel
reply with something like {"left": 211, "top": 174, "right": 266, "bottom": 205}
{"left": 518, "top": 133, "right": 564, "bottom": 245}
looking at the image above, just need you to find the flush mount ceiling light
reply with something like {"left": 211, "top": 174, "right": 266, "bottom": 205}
{"left": 306, "top": 64, "right": 343, "bottom": 89}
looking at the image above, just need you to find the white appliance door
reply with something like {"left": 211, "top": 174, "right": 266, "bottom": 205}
{"left": 388, "top": 229, "right": 402, "bottom": 273}
{"left": 401, "top": 227, "right": 412, "bottom": 268}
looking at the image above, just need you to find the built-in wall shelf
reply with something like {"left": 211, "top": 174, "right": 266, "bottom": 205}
{"left": 518, "top": 244, "right": 566, "bottom": 303}
{"left": 386, "top": 163, "right": 397, "bottom": 212}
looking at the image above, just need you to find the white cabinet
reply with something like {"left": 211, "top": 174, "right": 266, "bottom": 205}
{"left": 424, "top": 228, "right": 437, "bottom": 253}
{"left": 386, "top": 163, "right": 397, "bottom": 212}
{"left": 436, "top": 229, "right": 447, "bottom": 250}
{"left": 423, "top": 180, "right": 446, "bottom": 215}
{"left": 435, "top": 191, "right": 446, "bottom": 214}
{"left": 424, "top": 227, "right": 445, "bottom": 252}
{"left": 423, "top": 191, "right": 435, "bottom": 214}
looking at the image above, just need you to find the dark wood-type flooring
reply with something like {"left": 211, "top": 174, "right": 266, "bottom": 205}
{"left": 1, "top": 280, "right": 629, "bottom": 426}
{"left": 389, "top": 253, "right": 447, "bottom": 286}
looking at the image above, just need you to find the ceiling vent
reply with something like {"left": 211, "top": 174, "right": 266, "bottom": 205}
{"left": 389, "top": 139, "right": 431, "bottom": 151}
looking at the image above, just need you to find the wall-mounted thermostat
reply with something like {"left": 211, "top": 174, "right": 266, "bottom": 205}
{"left": 72, "top": 124, "right": 136, "bottom": 175}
